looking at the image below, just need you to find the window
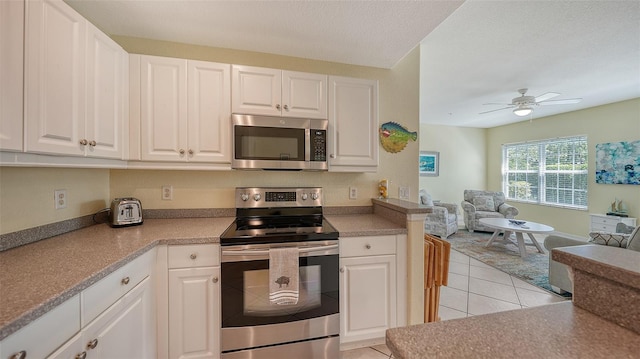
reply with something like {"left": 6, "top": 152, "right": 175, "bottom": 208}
{"left": 502, "top": 136, "right": 588, "bottom": 208}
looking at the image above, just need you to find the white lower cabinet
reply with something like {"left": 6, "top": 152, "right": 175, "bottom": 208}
{"left": 49, "top": 277, "right": 154, "bottom": 359}
{"left": 167, "top": 244, "right": 221, "bottom": 359}
{"left": 1, "top": 249, "right": 155, "bottom": 359}
{"left": 339, "top": 235, "right": 405, "bottom": 348}
{"left": 81, "top": 276, "right": 153, "bottom": 359}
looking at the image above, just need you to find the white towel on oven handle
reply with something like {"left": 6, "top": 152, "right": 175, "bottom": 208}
{"left": 269, "top": 247, "right": 299, "bottom": 305}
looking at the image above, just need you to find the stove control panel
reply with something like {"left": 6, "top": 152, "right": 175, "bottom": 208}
{"left": 235, "top": 187, "right": 323, "bottom": 208}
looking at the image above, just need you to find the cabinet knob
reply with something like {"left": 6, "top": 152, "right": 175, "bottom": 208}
{"left": 76, "top": 352, "right": 87, "bottom": 359}
{"left": 283, "top": 104, "right": 289, "bottom": 111}
{"left": 329, "top": 154, "right": 335, "bottom": 159}
{"left": 212, "top": 276, "right": 219, "bottom": 283}
{"left": 365, "top": 244, "right": 371, "bottom": 249}
{"left": 188, "top": 149, "right": 194, "bottom": 155}
{"left": 87, "top": 339, "right": 99, "bottom": 349}
{"left": 121, "top": 277, "right": 130, "bottom": 285}
{"left": 10, "top": 351, "right": 26, "bottom": 359}
{"left": 340, "top": 267, "right": 345, "bottom": 273}
{"left": 79, "top": 139, "right": 88, "bottom": 146}
{"left": 276, "top": 104, "right": 281, "bottom": 110}
{"left": 190, "top": 253, "right": 197, "bottom": 260}
{"left": 179, "top": 149, "right": 185, "bottom": 155}
{"left": 88, "top": 140, "right": 96, "bottom": 147}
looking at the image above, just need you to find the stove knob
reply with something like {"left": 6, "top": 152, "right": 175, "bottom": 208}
{"left": 240, "top": 193, "right": 249, "bottom": 201}
{"left": 311, "top": 193, "right": 319, "bottom": 200}
{"left": 253, "top": 193, "right": 261, "bottom": 201}
{"left": 301, "top": 193, "right": 308, "bottom": 200}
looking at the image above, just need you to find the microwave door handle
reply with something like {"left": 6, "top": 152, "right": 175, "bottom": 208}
{"left": 222, "top": 244, "right": 338, "bottom": 256}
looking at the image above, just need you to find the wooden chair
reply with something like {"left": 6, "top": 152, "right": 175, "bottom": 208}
{"left": 424, "top": 234, "right": 451, "bottom": 322}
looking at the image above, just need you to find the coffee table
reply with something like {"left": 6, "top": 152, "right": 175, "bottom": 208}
{"left": 479, "top": 218, "right": 553, "bottom": 259}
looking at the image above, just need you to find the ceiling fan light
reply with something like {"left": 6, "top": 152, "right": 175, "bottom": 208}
{"left": 513, "top": 106, "right": 533, "bottom": 117}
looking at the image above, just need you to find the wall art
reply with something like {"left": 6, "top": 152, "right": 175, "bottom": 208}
{"left": 419, "top": 151, "right": 439, "bottom": 176}
{"left": 595, "top": 140, "right": 640, "bottom": 185}
{"left": 379, "top": 122, "right": 417, "bottom": 153}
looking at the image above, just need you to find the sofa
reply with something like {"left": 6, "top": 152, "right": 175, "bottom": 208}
{"left": 544, "top": 223, "right": 640, "bottom": 294}
{"left": 460, "top": 190, "right": 519, "bottom": 232}
{"left": 419, "top": 190, "right": 459, "bottom": 238}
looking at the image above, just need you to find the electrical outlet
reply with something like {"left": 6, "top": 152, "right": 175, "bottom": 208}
{"left": 349, "top": 186, "right": 358, "bottom": 200}
{"left": 54, "top": 189, "right": 67, "bottom": 209}
{"left": 162, "top": 185, "right": 173, "bottom": 200}
{"left": 399, "top": 186, "right": 410, "bottom": 200}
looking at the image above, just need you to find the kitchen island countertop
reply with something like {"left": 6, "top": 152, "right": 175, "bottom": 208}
{"left": 325, "top": 213, "right": 407, "bottom": 237}
{"left": 386, "top": 301, "right": 639, "bottom": 359}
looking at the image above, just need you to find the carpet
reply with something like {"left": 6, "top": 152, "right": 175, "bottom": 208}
{"left": 447, "top": 230, "right": 570, "bottom": 297}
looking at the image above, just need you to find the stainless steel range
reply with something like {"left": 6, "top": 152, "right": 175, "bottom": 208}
{"left": 219, "top": 187, "right": 339, "bottom": 359}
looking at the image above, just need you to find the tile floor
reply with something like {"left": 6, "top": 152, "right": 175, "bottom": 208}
{"left": 340, "top": 246, "right": 570, "bottom": 359}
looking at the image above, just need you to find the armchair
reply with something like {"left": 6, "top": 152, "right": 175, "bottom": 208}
{"left": 460, "top": 190, "right": 518, "bottom": 232}
{"left": 419, "top": 190, "right": 459, "bottom": 238}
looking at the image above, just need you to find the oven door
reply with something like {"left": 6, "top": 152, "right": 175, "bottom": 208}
{"left": 220, "top": 241, "right": 339, "bottom": 353}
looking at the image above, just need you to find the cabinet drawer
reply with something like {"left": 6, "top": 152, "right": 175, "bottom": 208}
{"left": 591, "top": 216, "right": 618, "bottom": 226}
{"left": 81, "top": 249, "right": 154, "bottom": 326}
{"left": 340, "top": 236, "right": 396, "bottom": 257}
{"left": 1, "top": 295, "right": 80, "bottom": 359}
{"left": 168, "top": 244, "right": 220, "bottom": 268}
{"left": 591, "top": 223, "right": 617, "bottom": 232}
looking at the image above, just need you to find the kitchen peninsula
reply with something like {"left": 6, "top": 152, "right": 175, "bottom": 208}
{"left": 386, "top": 244, "right": 640, "bottom": 358}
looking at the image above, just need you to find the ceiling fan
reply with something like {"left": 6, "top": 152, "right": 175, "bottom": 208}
{"left": 480, "top": 88, "right": 582, "bottom": 117}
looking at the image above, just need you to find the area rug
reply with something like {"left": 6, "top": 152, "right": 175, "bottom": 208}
{"left": 447, "top": 230, "right": 570, "bottom": 297}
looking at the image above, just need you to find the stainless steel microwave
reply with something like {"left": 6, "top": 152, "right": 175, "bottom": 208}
{"left": 231, "top": 114, "right": 328, "bottom": 170}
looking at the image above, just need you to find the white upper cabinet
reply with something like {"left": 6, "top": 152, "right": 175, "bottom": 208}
{"left": 24, "top": 0, "right": 127, "bottom": 159}
{"left": 327, "top": 76, "right": 379, "bottom": 172}
{"left": 85, "top": 23, "right": 128, "bottom": 159}
{"left": 133, "top": 55, "right": 231, "bottom": 163}
{"left": 188, "top": 60, "right": 231, "bottom": 163}
{"left": 232, "top": 65, "right": 327, "bottom": 119}
{"left": 24, "top": 0, "right": 86, "bottom": 156}
{"left": 138, "top": 55, "right": 188, "bottom": 162}
{"left": 0, "top": 0, "right": 24, "bottom": 152}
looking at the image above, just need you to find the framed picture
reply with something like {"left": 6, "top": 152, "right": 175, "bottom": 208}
{"left": 419, "top": 151, "right": 439, "bottom": 176}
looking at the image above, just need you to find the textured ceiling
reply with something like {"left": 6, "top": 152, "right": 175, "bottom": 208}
{"left": 65, "top": 0, "right": 640, "bottom": 128}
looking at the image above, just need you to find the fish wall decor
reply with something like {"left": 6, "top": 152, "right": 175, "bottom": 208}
{"left": 379, "top": 122, "right": 418, "bottom": 153}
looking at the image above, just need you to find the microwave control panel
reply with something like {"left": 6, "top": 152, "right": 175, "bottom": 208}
{"left": 310, "top": 130, "right": 327, "bottom": 162}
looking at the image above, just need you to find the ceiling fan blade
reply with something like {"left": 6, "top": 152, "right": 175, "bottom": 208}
{"left": 539, "top": 98, "right": 582, "bottom": 105}
{"left": 482, "top": 102, "right": 511, "bottom": 106}
{"left": 479, "top": 106, "right": 513, "bottom": 114}
{"left": 534, "top": 92, "right": 560, "bottom": 102}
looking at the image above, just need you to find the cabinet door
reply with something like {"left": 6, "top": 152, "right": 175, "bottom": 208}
{"left": 340, "top": 255, "right": 396, "bottom": 343}
{"left": 85, "top": 23, "right": 127, "bottom": 159}
{"left": 47, "top": 331, "right": 85, "bottom": 359}
{"left": 282, "top": 71, "right": 327, "bottom": 119}
{"left": 231, "top": 65, "right": 281, "bottom": 116}
{"left": 25, "top": 0, "right": 86, "bottom": 156}
{"left": 140, "top": 55, "right": 187, "bottom": 161}
{"left": 0, "top": 0, "right": 24, "bottom": 151}
{"left": 187, "top": 60, "right": 231, "bottom": 163}
{"left": 328, "top": 76, "right": 378, "bottom": 171}
{"left": 83, "top": 277, "right": 154, "bottom": 359}
{"left": 168, "top": 266, "right": 220, "bottom": 359}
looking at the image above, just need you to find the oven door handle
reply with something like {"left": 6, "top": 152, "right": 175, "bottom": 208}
{"left": 222, "top": 244, "right": 338, "bottom": 256}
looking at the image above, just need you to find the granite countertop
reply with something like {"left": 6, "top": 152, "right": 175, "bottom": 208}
{"left": 325, "top": 213, "right": 407, "bottom": 237}
{"left": 0, "top": 217, "right": 233, "bottom": 340}
{"left": 0, "top": 212, "right": 405, "bottom": 340}
{"left": 386, "top": 302, "right": 639, "bottom": 359}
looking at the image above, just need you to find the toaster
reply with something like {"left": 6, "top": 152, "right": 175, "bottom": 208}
{"left": 109, "top": 198, "right": 143, "bottom": 227}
